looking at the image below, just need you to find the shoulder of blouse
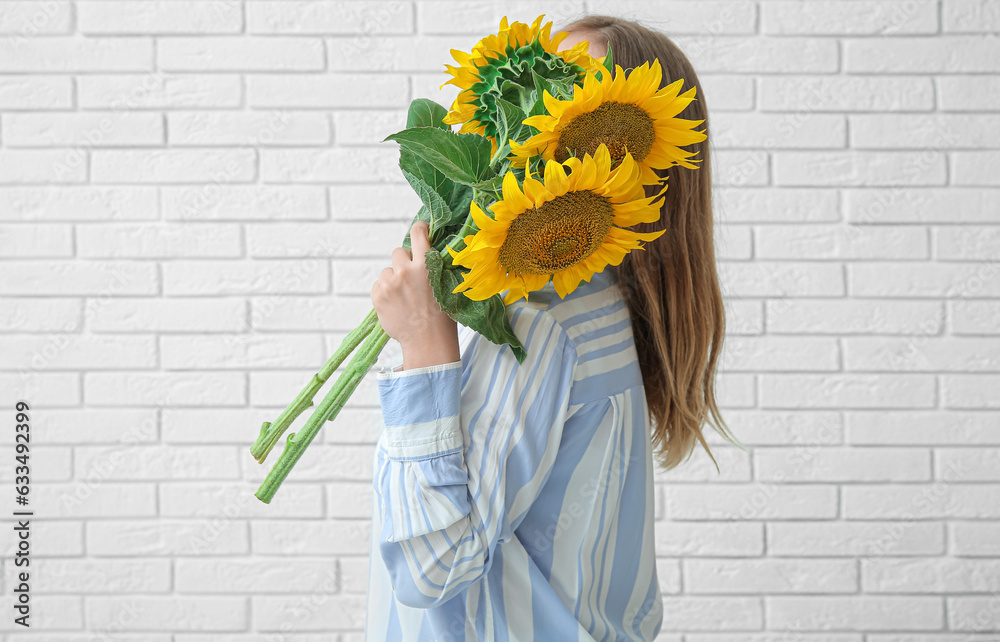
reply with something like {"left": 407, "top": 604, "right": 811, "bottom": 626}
{"left": 376, "top": 267, "right": 637, "bottom": 401}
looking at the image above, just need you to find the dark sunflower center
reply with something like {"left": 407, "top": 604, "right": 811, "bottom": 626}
{"left": 555, "top": 102, "right": 656, "bottom": 165}
{"left": 497, "top": 190, "right": 615, "bottom": 275}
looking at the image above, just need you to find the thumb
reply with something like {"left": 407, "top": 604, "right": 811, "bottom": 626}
{"left": 410, "top": 220, "right": 431, "bottom": 266}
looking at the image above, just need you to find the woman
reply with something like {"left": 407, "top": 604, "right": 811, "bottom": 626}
{"left": 365, "top": 14, "right": 739, "bottom": 641}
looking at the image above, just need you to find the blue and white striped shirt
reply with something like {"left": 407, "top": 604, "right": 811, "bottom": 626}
{"left": 365, "top": 266, "right": 662, "bottom": 640}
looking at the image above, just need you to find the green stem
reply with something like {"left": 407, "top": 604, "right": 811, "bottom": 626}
{"left": 489, "top": 141, "right": 509, "bottom": 167}
{"left": 441, "top": 211, "right": 481, "bottom": 260}
{"left": 255, "top": 321, "right": 392, "bottom": 504}
{"left": 250, "top": 307, "right": 380, "bottom": 464}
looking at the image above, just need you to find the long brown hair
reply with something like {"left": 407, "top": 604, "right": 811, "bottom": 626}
{"left": 558, "top": 14, "right": 744, "bottom": 473}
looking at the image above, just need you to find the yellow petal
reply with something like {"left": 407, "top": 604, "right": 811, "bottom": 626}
{"left": 563, "top": 156, "right": 583, "bottom": 176}
{"left": 542, "top": 89, "right": 566, "bottom": 118}
{"left": 468, "top": 201, "right": 497, "bottom": 230}
{"left": 522, "top": 273, "right": 550, "bottom": 292}
{"left": 501, "top": 170, "right": 533, "bottom": 212}
{"left": 573, "top": 150, "right": 598, "bottom": 189}
{"left": 543, "top": 159, "right": 570, "bottom": 195}
{"left": 591, "top": 144, "right": 612, "bottom": 186}
{"left": 612, "top": 202, "right": 661, "bottom": 227}
{"left": 594, "top": 241, "right": 629, "bottom": 267}
{"left": 524, "top": 113, "right": 556, "bottom": 131}
{"left": 608, "top": 64, "right": 629, "bottom": 100}
{"left": 522, "top": 172, "right": 553, "bottom": 205}
{"left": 503, "top": 284, "right": 527, "bottom": 305}
{"left": 553, "top": 269, "right": 588, "bottom": 298}
{"left": 549, "top": 27, "right": 568, "bottom": 50}
{"left": 609, "top": 226, "right": 666, "bottom": 245}
{"left": 605, "top": 151, "right": 640, "bottom": 194}
{"left": 637, "top": 163, "right": 663, "bottom": 186}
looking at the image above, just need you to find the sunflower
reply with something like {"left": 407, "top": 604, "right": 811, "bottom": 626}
{"left": 446, "top": 144, "right": 668, "bottom": 304}
{"left": 508, "top": 58, "right": 708, "bottom": 185}
{"left": 440, "top": 15, "right": 608, "bottom": 157}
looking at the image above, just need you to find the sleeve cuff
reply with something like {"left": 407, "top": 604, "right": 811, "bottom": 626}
{"left": 376, "top": 359, "right": 464, "bottom": 460}
{"left": 376, "top": 359, "right": 462, "bottom": 380}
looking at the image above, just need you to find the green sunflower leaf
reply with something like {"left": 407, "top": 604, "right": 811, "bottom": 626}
{"left": 400, "top": 169, "right": 458, "bottom": 249}
{"left": 499, "top": 98, "right": 527, "bottom": 137}
{"left": 528, "top": 69, "right": 574, "bottom": 119}
{"left": 405, "top": 98, "right": 451, "bottom": 130}
{"left": 445, "top": 182, "right": 474, "bottom": 227}
{"left": 491, "top": 97, "right": 527, "bottom": 166}
{"left": 399, "top": 147, "right": 449, "bottom": 196}
{"left": 468, "top": 174, "right": 504, "bottom": 198}
{"left": 527, "top": 93, "right": 548, "bottom": 120}
{"left": 425, "top": 252, "right": 527, "bottom": 364}
{"left": 530, "top": 69, "right": 553, "bottom": 107}
{"left": 398, "top": 148, "right": 472, "bottom": 218}
{"left": 384, "top": 127, "right": 493, "bottom": 186}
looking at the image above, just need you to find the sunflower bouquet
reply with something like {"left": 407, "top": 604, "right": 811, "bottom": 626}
{"left": 250, "top": 14, "right": 707, "bottom": 503}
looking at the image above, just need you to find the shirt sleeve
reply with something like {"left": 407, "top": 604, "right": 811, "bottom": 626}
{"left": 372, "top": 304, "right": 578, "bottom": 609}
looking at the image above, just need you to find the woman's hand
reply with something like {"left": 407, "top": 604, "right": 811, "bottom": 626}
{"left": 371, "top": 221, "right": 460, "bottom": 370}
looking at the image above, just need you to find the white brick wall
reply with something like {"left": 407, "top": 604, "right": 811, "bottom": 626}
{"left": 1, "top": 0, "right": 998, "bottom": 638}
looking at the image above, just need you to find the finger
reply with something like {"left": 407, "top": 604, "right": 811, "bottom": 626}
{"left": 410, "top": 221, "right": 431, "bottom": 267}
{"left": 391, "top": 247, "right": 411, "bottom": 270}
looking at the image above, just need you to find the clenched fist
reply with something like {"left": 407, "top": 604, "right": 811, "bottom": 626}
{"left": 371, "top": 221, "right": 460, "bottom": 369}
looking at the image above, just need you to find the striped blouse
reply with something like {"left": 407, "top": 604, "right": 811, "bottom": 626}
{"left": 364, "top": 266, "right": 662, "bottom": 641}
